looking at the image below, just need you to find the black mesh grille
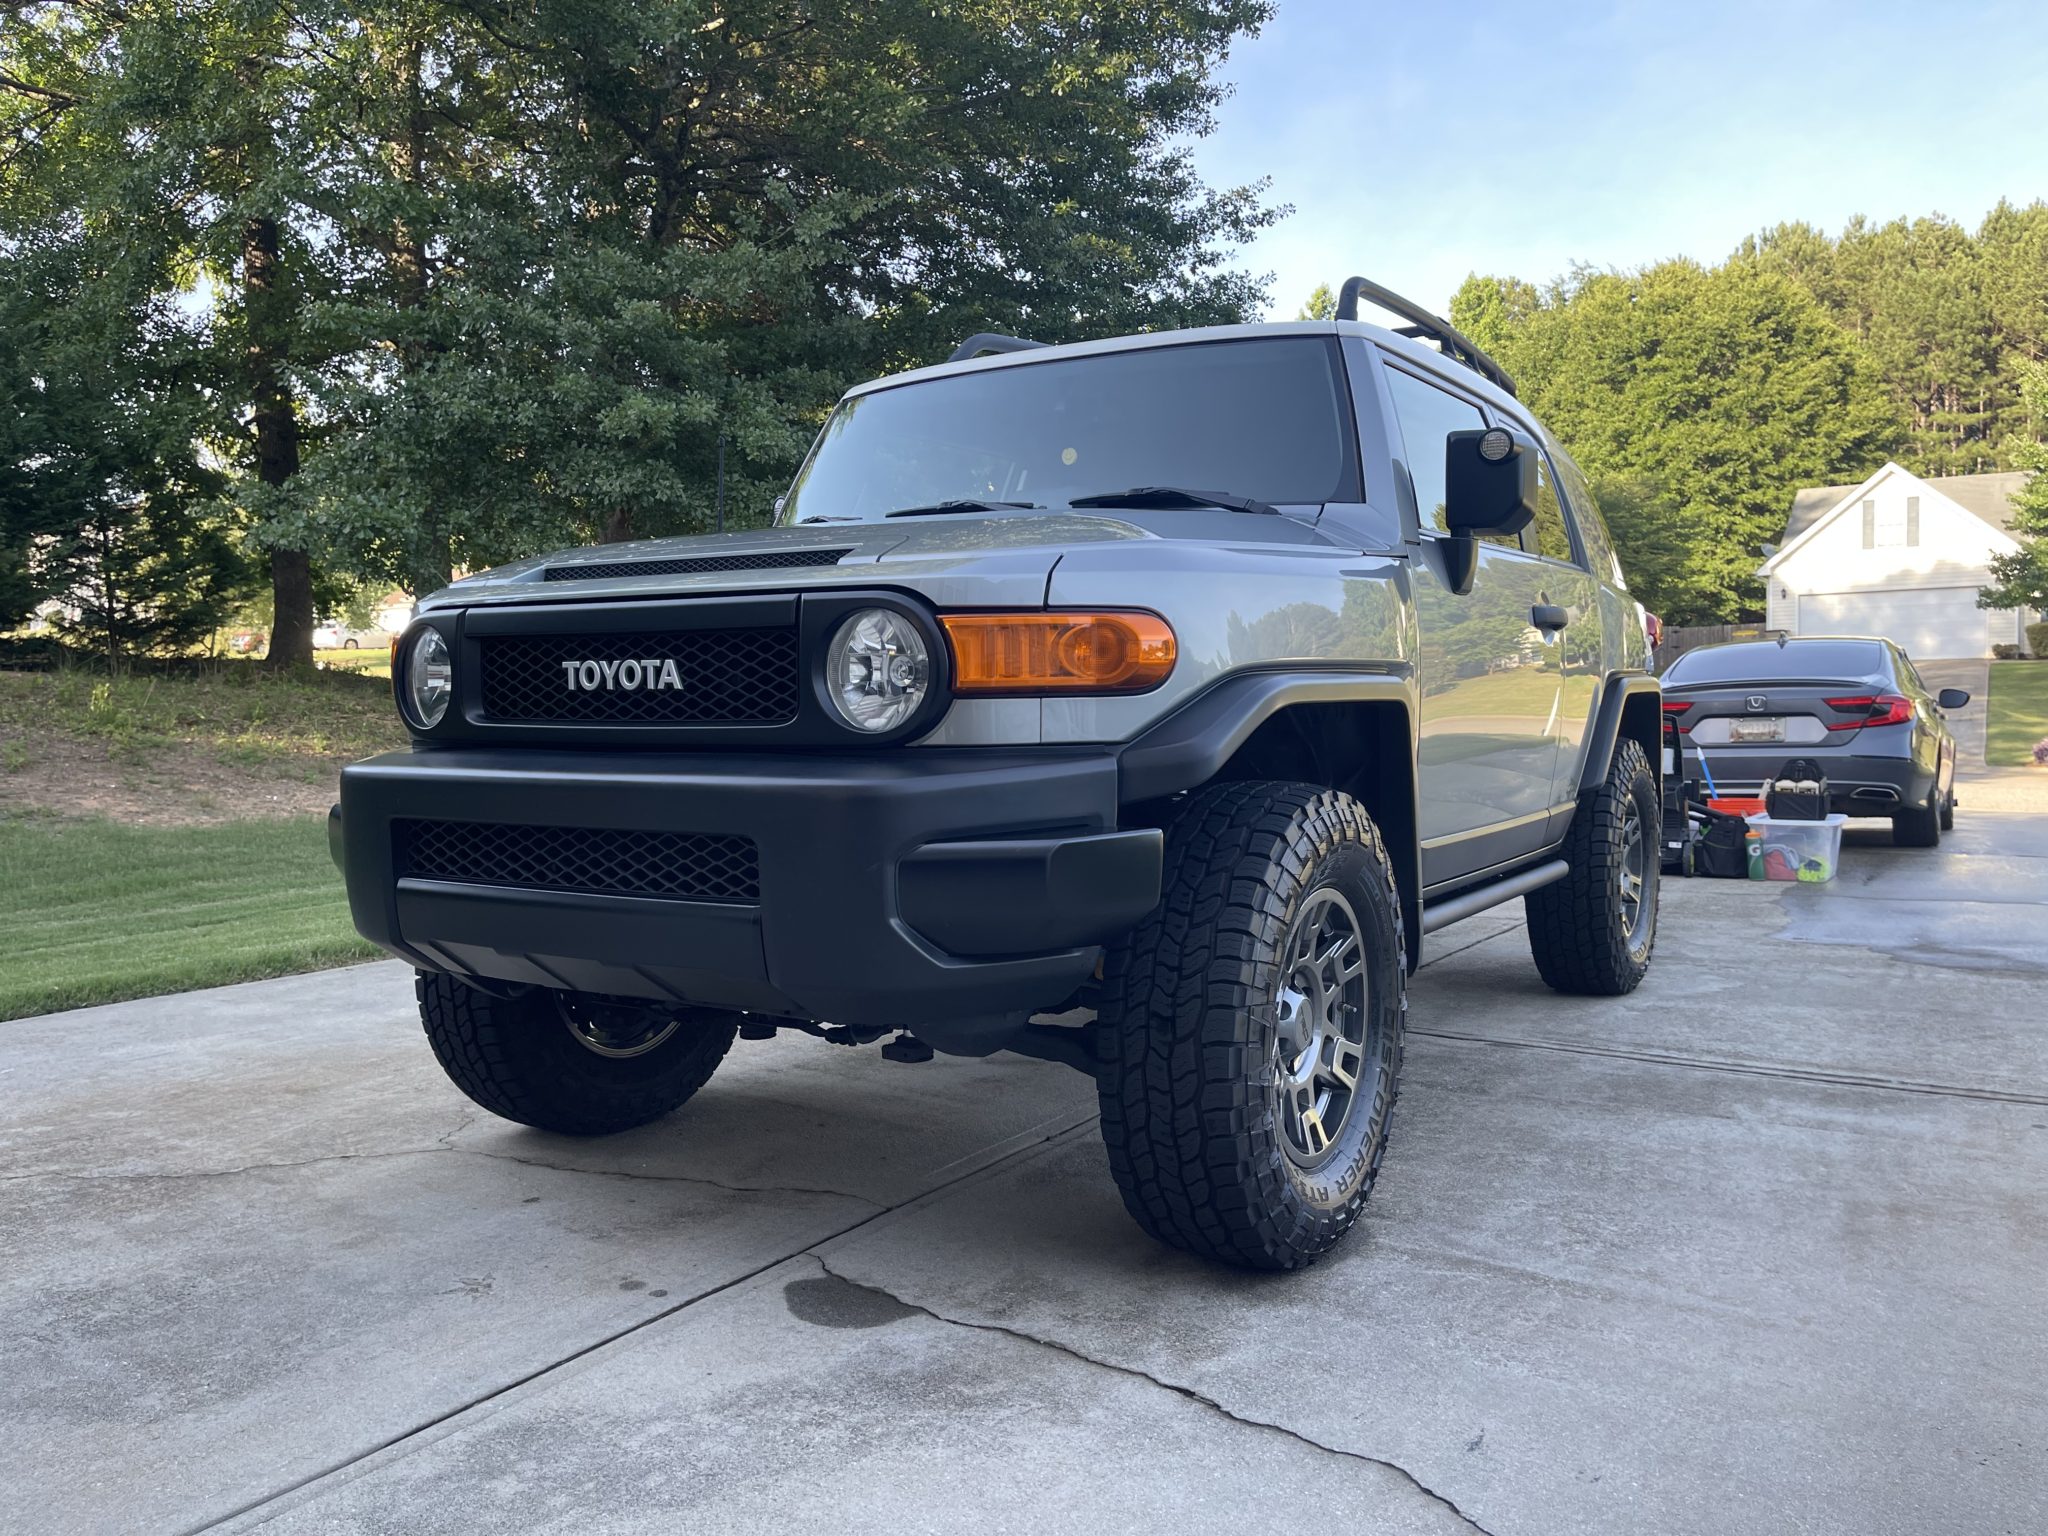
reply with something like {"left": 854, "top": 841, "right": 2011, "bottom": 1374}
{"left": 542, "top": 548, "right": 850, "bottom": 582}
{"left": 398, "top": 820, "right": 760, "bottom": 903}
{"left": 478, "top": 627, "right": 799, "bottom": 724}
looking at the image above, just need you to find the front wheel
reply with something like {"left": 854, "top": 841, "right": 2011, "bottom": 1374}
{"left": 417, "top": 973, "right": 735, "bottom": 1135}
{"left": 1095, "top": 782, "right": 1407, "bottom": 1271}
{"left": 1526, "top": 737, "right": 1659, "bottom": 995}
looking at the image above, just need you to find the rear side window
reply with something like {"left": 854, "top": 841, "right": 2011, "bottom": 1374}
{"left": 1549, "top": 444, "right": 1619, "bottom": 583}
{"left": 1664, "top": 640, "right": 1888, "bottom": 683}
{"left": 1528, "top": 450, "right": 1575, "bottom": 564}
{"left": 1382, "top": 365, "right": 1485, "bottom": 533}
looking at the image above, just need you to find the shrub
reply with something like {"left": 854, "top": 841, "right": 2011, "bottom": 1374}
{"left": 2028, "top": 620, "right": 2048, "bottom": 658}
{"left": 1993, "top": 643, "right": 2020, "bottom": 660}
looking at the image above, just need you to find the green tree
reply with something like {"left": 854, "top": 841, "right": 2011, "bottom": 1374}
{"left": 1737, "top": 204, "right": 2048, "bottom": 477}
{"left": 6, "top": 0, "right": 1278, "bottom": 655}
{"left": 294, "top": 0, "right": 1280, "bottom": 588}
{"left": 1979, "top": 360, "right": 2048, "bottom": 612}
{"left": 1, "top": 0, "right": 335, "bottom": 665}
{"left": 1297, "top": 282, "right": 1335, "bottom": 320}
{"left": 1453, "top": 261, "right": 1900, "bottom": 623}
{"left": 0, "top": 227, "right": 255, "bottom": 660}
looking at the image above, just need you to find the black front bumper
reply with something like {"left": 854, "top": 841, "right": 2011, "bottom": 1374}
{"left": 334, "top": 746, "right": 1161, "bottom": 1036}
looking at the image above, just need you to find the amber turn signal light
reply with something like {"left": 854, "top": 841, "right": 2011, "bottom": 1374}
{"left": 941, "top": 611, "right": 1176, "bottom": 695}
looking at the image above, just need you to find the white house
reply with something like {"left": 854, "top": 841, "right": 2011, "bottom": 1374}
{"left": 1758, "top": 462, "right": 2035, "bottom": 660}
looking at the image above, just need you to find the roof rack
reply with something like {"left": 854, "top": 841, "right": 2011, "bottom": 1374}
{"left": 947, "top": 333, "right": 1049, "bottom": 364}
{"left": 1334, "top": 276, "right": 1517, "bottom": 398}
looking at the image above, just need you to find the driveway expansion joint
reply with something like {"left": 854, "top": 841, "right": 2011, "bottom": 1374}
{"left": 1, "top": 1142, "right": 887, "bottom": 1206}
{"left": 1414, "top": 1028, "right": 2048, "bottom": 1106}
{"left": 806, "top": 1255, "right": 1500, "bottom": 1536}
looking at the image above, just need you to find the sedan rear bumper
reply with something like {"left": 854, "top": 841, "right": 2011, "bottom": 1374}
{"left": 1685, "top": 748, "right": 1936, "bottom": 815}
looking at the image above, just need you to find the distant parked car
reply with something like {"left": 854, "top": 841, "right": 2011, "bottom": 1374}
{"left": 228, "top": 630, "right": 267, "bottom": 655}
{"left": 1661, "top": 635, "right": 1967, "bottom": 846}
{"left": 312, "top": 621, "right": 378, "bottom": 650}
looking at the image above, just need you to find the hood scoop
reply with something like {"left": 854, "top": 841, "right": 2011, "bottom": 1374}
{"left": 543, "top": 547, "right": 851, "bottom": 582}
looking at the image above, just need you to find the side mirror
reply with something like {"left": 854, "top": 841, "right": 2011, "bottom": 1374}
{"left": 773, "top": 495, "right": 788, "bottom": 519}
{"left": 1937, "top": 687, "right": 1971, "bottom": 709}
{"left": 1444, "top": 427, "right": 1540, "bottom": 539}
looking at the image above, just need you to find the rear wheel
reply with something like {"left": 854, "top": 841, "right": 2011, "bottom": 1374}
{"left": 1526, "top": 737, "right": 1659, "bottom": 995}
{"left": 417, "top": 973, "right": 735, "bottom": 1135}
{"left": 1940, "top": 788, "right": 1955, "bottom": 832}
{"left": 1095, "top": 782, "right": 1406, "bottom": 1271}
{"left": 1894, "top": 788, "right": 1941, "bottom": 848}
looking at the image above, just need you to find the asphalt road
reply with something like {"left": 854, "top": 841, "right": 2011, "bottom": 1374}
{"left": 5, "top": 802, "right": 2046, "bottom": 1536}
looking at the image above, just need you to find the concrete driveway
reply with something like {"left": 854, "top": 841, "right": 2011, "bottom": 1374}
{"left": 5, "top": 811, "right": 2046, "bottom": 1536}
{"left": 1917, "top": 658, "right": 1990, "bottom": 764}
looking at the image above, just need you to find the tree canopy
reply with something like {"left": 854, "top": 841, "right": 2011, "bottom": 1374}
{"left": 1452, "top": 205, "right": 2048, "bottom": 623}
{"left": 2, "top": 0, "right": 1277, "bottom": 661}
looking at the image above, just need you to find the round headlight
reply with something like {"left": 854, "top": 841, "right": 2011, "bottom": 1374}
{"left": 404, "top": 626, "right": 453, "bottom": 730}
{"left": 825, "top": 608, "right": 931, "bottom": 733}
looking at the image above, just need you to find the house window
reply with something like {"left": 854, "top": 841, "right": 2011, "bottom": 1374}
{"left": 1869, "top": 496, "right": 1913, "bottom": 548}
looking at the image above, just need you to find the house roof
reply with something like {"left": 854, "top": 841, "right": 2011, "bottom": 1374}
{"left": 1780, "top": 468, "right": 2030, "bottom": 545}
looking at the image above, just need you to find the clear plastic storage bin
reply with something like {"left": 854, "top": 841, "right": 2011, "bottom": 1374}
{"left": 1743, "top": 813, "right": 1847, "bottom": 883}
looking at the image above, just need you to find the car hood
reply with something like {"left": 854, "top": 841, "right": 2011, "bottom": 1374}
{"left": 416, "top": 507, "right": 1350, "bottom": 613}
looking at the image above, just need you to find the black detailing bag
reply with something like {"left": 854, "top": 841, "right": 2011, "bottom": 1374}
{"left": 1766, "top": 757, "right": 1829, "bottom": 822}
{"left": 1694, "top": 808, "right": 1752, "bottom": 879}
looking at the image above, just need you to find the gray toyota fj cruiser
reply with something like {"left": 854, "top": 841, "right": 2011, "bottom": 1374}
{"left": 335, "top": 276, "right": 1662, "bottom": 1270}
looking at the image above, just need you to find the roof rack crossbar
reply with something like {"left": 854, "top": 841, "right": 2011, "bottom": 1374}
{"left": 947, "top": 333, "right": 1049, "bottom": 364}
{"left": 1334, "top": 276, "right": 1517, "bottom": 398}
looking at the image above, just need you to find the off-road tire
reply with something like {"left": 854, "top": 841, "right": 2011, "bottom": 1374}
{"left": 1894, "top": 788, "right": 1941, "bottom": 848}
{"left": 416, "top": 972, "right": 735, "bottom": 1135}
{"left": 1095, "top": 782, "right": 1407, "bottom": 1271}
{"left": 1526, "top": 737, "right": 1658, "bottom": 996}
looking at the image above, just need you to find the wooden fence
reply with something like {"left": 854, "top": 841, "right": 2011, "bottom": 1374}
{"left": 1653, "top": 622, "right": 1769, "bottom": 674}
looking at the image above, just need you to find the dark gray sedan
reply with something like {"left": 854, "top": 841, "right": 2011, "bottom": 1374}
{"left": 1661, "top": 636, "right": 1968, "bottom": 846}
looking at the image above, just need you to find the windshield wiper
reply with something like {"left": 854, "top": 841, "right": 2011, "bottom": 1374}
{"left": 883, "top": 499, "right": 1038, "bottom": 518}
{"left": 1066, "top": 486, "right": 1280, "bottom": 516}
{"left": 794, "top": 514, "right": 861, "bottom": 524}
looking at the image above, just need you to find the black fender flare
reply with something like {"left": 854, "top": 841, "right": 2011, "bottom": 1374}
{"left": 1577, "top": 671, "right": 1662, "bottom": 793}
{"left": 1116, "top": 668, "right": 1422, "bottom": 969}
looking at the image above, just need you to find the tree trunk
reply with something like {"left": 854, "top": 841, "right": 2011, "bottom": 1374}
{"left": 245, "top": 213, "right": 312, "bottom": 667}
{"left": 602, "top": 508, "right": 634, "bottom": 544}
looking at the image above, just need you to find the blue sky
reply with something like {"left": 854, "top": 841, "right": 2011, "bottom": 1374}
{"left": 1194, "top": 0, "right": 2048, "bottom": 318}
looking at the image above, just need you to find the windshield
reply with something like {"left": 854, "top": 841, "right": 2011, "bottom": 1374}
{"left": 1664, "top": 639, "right": 1889, "bottom": 683}
{"left": 780, "top": 337, "right": 1359, "bottom": 524}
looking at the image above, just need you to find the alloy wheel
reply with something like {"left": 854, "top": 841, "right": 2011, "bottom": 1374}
{"left": 1271, "top": 888, "right": 1375, "bottom": 1170}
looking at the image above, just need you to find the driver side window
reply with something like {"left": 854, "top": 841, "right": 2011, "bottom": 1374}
{"left": 1382, "top": 364, "right": 1516, "bottom": 545}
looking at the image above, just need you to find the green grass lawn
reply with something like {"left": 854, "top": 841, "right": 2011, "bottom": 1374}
{"left": 1985, "top": 661, "right": 2048, "bottom": 767}
{"left": 0, "top": 814, "right": 379, "bottom": 1020}
{"left": 0, "top": 662, "right": 402, "bottom": 772}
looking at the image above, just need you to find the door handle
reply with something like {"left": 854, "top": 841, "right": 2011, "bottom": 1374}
{"left": 1531, "top": 604, "right": 1568, "bottom": 632}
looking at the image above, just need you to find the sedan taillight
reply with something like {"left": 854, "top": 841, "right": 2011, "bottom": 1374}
{"left": 1660, "top": 699, "right": 1692, "bottom": 733}
{"left": 1824, "top": 693, "right": 1913, "bottom": 730}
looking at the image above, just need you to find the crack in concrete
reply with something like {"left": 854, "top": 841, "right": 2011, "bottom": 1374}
{"left": 807, "top": 1255, "right": 1499, "bottom": 1536}
{"left": 456, "top": 1147, "right": 882, "bottom": 1207}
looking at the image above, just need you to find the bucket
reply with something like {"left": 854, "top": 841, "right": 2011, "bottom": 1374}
{"left": 1707, "top": 795, "right": 1766, "bottom": 818}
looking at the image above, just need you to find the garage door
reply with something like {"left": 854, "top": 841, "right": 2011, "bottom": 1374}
{"left": 1799, "top": 587, "right": 1988, "bottom": 660}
